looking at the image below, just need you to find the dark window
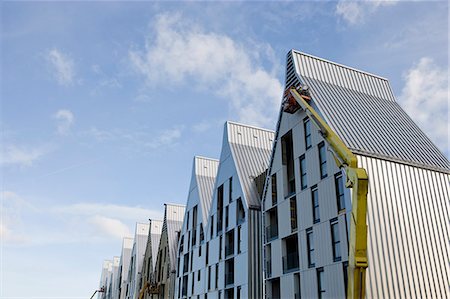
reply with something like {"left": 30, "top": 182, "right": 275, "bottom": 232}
{"left": 225, "top": 258, "right": 234, "bottom": 286}
{"left": 217, "top": 185, "right": 224, "bottom": 235}
{"left": 199, "top": 244, "right": 202, "bottom": 257}
{"left": 225, "top": 288, "right": 234, "bottom": 299}
{"left": 343, "top": 262, "right": 348, "bottom": 297}
{"left": 290, "top": 197, "right": 297, "bottom": 231}
{"left": 237, "top": 225, "right": 242, "bottom": 253}
{"left": 318, "top": 142, "right": 327, "bottom": 179}
{"left": 236, "top": 198, "right": 245, "bottom": 224}
{"left": 271, "top": 173, "right": 277, "bottom": 205}
{"left": 282, "top": 234, "right": 299, "bottom": 273}
{"left": 317, "top": 268, "right": 325, "bottom": 299}
{"left": 191, "top": 272, "right": 195, "bottom": 295}
{"left": 225, "top": 206, "right": 229, "bottom": 228}
{"left": 192, "top": 205, "right": 198, "bottom": 230}
{"left": 312, "top": 186, "right": 320, "bottom": 223}
{"left": 219, "top": 235, "right": 223, "bottom": 260}
{"left": 335, "top": 173, "right": 345, "bottom": 211}
{"left": 266, "top": 207, "right": 278, "bottom": 242}
{"left": 304, "top": 118, "right": 311, "bottom": 150}
{"left": 179, "top": 236, "right": 184, "bottom": 254}
{"left": 207, "top": 266, "right": 211, "bottom": 290}
{"left": 198, "top": 270, "right": 201, "bottom": 281}
{"left": 307, "top": 228, "right": 315, "bottom": 268}
{"left": 210, "top": 215, "right": 214, "bottom": 238}
{"left": 294, "top": 273, "right": 301, "bottom": 299}
{"left": 225, "top": 229, "right": 234, "bottom": 257}
{"left": 282, "top": 130, "right": 295, "bottom": 196}
{"left": 229, "top": 177, "right": 233, "bottom": 203}
{"left": 300, "top": 155, "right": 307, "bottom": 190}
{"left": 183, "top": 253, "right": 189, "bottom": 273}
{"left": 182, "top": 275, "right": 188, "bottom": 297}
{"left": 206, "top": 242, "right": 209, "bottom": 265}
{"left": 331, "top": 219, "right": 341, "bottom": 262}
{"left": 237, "top": 286, "right": 241, "bottom": 299}
{"left": 200, "top": 225, "right": 205, "bottom": 243}
{"left": 215, "top": 263, "right": 219, "bottom": 289}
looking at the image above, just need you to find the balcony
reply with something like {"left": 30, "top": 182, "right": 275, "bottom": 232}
{"left": 282, "top": 252, "right": 299, "bottom": 273}
{"left": 265, "top": 225, "right": 278, "bottom": 242}
{"left": 265, "top": 260, "right": 272, "bottom": 278}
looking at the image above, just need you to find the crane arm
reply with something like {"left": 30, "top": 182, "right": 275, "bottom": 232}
{"left": 288, "top": 87, "right": 368, "bottom": 299}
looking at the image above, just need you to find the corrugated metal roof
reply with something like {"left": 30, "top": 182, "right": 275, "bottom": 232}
{"left": 226, "top": 121, "right": 274, "bottom": 208}
{"left": 194, "top": 156, "right": 219, "bottom": 226}
{"left": 287, "top": 50, "right": 450, "bottom": 172}
{"left": 163, "top": 203, "right": 186, "bottom": 271}
{"left": 149, "top": 219, "right": 163, "bottom": 272}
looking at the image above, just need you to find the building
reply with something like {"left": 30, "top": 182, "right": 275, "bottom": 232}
{"left": 99, "top": 260, "right": 113, "bottom": 299}
{"left": 154, "top": 203, "right": 186, "bottom": 299}
{"left": 126, "top": 223, "right": 150, "bottom": 299}
{"left": 200, "top": 121, "right": 274, "bottom": 299}
{"left": 118, "top": 237, "right": 134, "bottom": 299}
{"left": 140, "top": 219, "right": 163, "bottom": 299}
{"left": 174, "top": 156, "right": 219, "bottom": 298}
{"left": 262, "top": 49, "right": 450, "bottom": 298}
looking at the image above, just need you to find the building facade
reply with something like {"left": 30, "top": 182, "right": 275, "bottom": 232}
{"left": 174, "top": 156, "right": 219, "bottom": 299}
{"left": 262, "top": 49, "right": 450, "bottom": 298}
{"left": 118, "top": 237, "right": 134, "bottom": 299}
{"left": 126, "top": 223, "right": 150, "bottom": 299}
{"left": 140, "top": 219, "right": 163, "bottom": 299}
{"left": 154, "top": 203, "right": 186, "bottom": 299}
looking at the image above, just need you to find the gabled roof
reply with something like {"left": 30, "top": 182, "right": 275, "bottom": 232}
{"left": 286, "top": 50, "right": 449, "bottom": 172}
{"left": 190, "top": 156, "right": 219, "bottom": 226}
{"left": 222, "top": 121, "right": 274, "bottom": 209}
{"left": 162, "top": 203, "right": 185, "bottom": 271}
{"left": 148, "top": 219, "right": 163, "bottom": 272}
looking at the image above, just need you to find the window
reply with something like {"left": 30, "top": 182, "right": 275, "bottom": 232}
{"left": 229, "top": 177, "right": 233, "bottom": 203}
{"left": 192, "top": 205, "right": 198, "bottom": 230}
{"left": 331, "top": 219, "right": 341, "bottom": 262}
{"left": 335, "top": 173, "right": 345, "bottom": 211}
{"left": 186, "top": 211, "right": 190, "bottom": 232}
{"left": 237, "top": 225, "right": 242, "bottom": 253}
{"left": 208, "top": 266, "right": 211, "bottom": 290}
{"left": 271, "top": 173, "right": 277, "bottom": 205}
{"left": 215, "top": 263, "right": 219, "bottom": 289}
{"left": 225, "top": 206, "right": 229, "bottom": 228}
{"left": 307, "top": 228, "right": 315, "bottom": 268}
{"left": 300, "top": 155, "right": 307, "bottom": 190}
{"left": 318, "top": 142, "right": 327, "bottom": 179}
{"left": 225, "top": 258, "right": 234, "bottom": 286}
{"left": 191, "top": 272, "right": 195, "bottom": 295}
{"left": 199, "top": 244, "right": 202, "bottom": 257}
{"left": 198, "top": 270, "right": 201, "bottom": 281}
{"left": 312, "top": 186, "right": 320, "bottom": 223}
{"left": 282, "top": 130, "right": 295, "bottom": 196}
{"left": 225, "top": 229, "right": 234, "bottom": 257}
{"left": 179, "top": 236, "right": 184, "bottom": 253}
{"left": 237, "top": 286, "right": 241, "bottom": 299}
{"left": 266, "top": 207, "right": 278, "bottom": 242}
{"left": 183, "top": 253, "right": 189, "bottom": 273}
{"left": 304, "top": 118, "right": 312, "bottom": 149}
{"left": 219, "top": 235, "right": 223, "bottom": 260}
{"left": 217, "top": 185, "right": 224, "bottom": 235}
{"left": 237, "top": 198, "right": 245, "bottom": 224}
{"left": 182, "top": 275, "right": 188, "bottom": 297}
{"left": 210, "top": 215, "right": 214, "bottom": 238}
{"left": 206, "top": 242, "right": 209, "bottom": 265}
{"left": 200, "top": 225, "right": 205, "bottom": 243}
{"left": 294, "top": 273, "right": 301, "bottom": 299}
{"left": 317, "top": 268, "right": 325, "bottom": 299}
{"left": 290, "top": 197, "right": 297, "bottom": 231}
{"left": 282, "top": 234, "right": 299, "bottom": 273}
{"left": 343, "top": 262, "right": 348, "bottom": 297}
{"left": 190, "top": 251, "right": 194, "bottom": 272}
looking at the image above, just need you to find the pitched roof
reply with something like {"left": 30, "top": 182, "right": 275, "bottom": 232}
{"left": 149, "top": 219, "right": 163, "bottom": 272}
{"left": 163, "top": 203, "right": 185, "bottom": 271}
{"left": 286, "top": 50, "right": 449, "bottom": 172}
{"left": 224, "top": 121, "right": 274, "bottom": 208}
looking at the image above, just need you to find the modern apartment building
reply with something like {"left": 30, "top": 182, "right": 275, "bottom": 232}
{"left": 99, "top": 260, "right": 113, "bottom": 299}
{"left": 118, "top": 237, "right": 134, "bottom": 299}
{"left": 262, "top": 49, "right": 450, "bottom": 298}
{"left": 126, "top": 223, "right": 150, "bottom": 299}
{"left": 174, "top": 156, "right": 219, "bottom": 299}
{"left": 200, "top": 121, "right": 274, "bottom": 299}
{"left": 154, "top": 203, "right": 186, "bottom": 299}
{"left": 140, "top": 219, "right": 163, "bottom": 299}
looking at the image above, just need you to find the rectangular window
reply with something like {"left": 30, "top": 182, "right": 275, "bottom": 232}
{"left": 217, "top": 185, "right": 224, "bottom": 235}
{"left": 237, "top": 286, "right": 241, "bottom": 299}
{"left": 335, "top": 173, "right": 345, "bottom": 211}
{"left": 236, "top": 198, "right": 245, "bottom": 224}
{"left": 225, "top": 229, "right": 234, "bottom": 257}
{"left": 294, "top": 273, "right": 301, "bottom": 299}
{"left": 282, "top": 130, "right": 296, "bottom": 196}
{"left": 198, "top": 270, "right": 201, "bottom": 281}
{"left": 300, "top": 155, "right": 307, "bottom": 190}
{"left": 229, "top": 177, "right": 233, "bottom": 203}
{"left": 215, "top": 263, "right": 219, "bottom": 289}
{"left": 317, "top": 268, "right": 325, "bottom": 299}
{"left": 199, "top": 244, "right": 202, "bottom": 257}
{"left": 210, "top": 215, "right": 214, "bottom": 239}
{"left": 271, "top": 173, "right": 277, "bottom": 205}
{"left": 343, "top": 262, "right": 348, "bottom": 297}
{"left": 225, "top": 258, "right": 234, "bottom": 286}
{"left": 318, "top": 142, "right": 327, "bottom": 179}
{"left": 191, "top": 272, "right": 195, "bottom": 295}
{"left": 312, "top": 186, "right": 320, "bottom": 223}
{"left": 219, "top": 235, "right": 223, "bottom": 260}
{"left": 208, "top": 266, "right": 211, "bottom": 290}
{"left": 206, "top": 242, "right": 209, "bottom": 265}
{"left": 331, "top": 219, "right": 341, "bottom": 262}
{"left": 307, "top": 228, "right": 315, "bottom": 268}
{"left": 237, "top": 225, "right": 242, "bottom": 253}
{"left": 225, "top": 206, "right": 229, "bottom": 228}
{"left": 200, "top": 225, "right": 205, "bottom": 243}
{"left": 290, "top": 197, "right": 297, "bottom": 231}
{"left": 304, "top": 118, "right": 311, "bottom": 150}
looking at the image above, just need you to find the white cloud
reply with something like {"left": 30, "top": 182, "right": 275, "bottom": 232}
{"left": 1, "top": 144, "right": 51, "bottom": 167}
{"left": 47, "top": 48, "right": 75, "bottom": 86}
{"left": 146, "top": 126, "right": 183, "bottom": 149}
{"left": 88, "top": 215, "right": 131, "bottom": 240}
{"left": 399, "top": 57, "right": 448, "bottom": 155}
{"left": 336, "top": 0, "right": 396, "bottom": 25}
{"left": 129, "top": 13, "right": 283, "bottom": 128}
{"left": 0, "top": 191, "right": 32, "bottom": 244}
{"left": 53, "top": 109, "right": 75, "bottom": 135}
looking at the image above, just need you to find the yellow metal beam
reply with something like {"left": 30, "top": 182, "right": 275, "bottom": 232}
{"left": 289, "top": 88, "right": 369, "bottom": 299}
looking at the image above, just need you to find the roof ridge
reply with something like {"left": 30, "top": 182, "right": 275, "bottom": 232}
{"left": 195, "top": 155, "right": 219, "bottom": 162}
{"left": 226, "top": 120, "right": 275, "bottom": 133}
{"left": 291, "top": 49, "right": 388, "bottom": 81}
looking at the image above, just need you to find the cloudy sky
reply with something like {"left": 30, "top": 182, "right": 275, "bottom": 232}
{"left": 1, "top": 1, "right": 448, "bottom": 297}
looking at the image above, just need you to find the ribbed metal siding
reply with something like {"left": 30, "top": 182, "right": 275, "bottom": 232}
{"left": 248, "top": 208, "right": 263, "bottom": 299}
{"left": 288, "top": 50, "right": 450, "bottom": 172}
{"left": 164, "top": 204, "right": 186, "bottom": 272}
{"left": 150, "top": 220, "right": 163, "bottom": 272}
{"left": 227, "top": 121, "right": 274, "bottom": 209}
{"left": 194, "top": 156, "right": 219, "bottom": 226}
{"left": 358, "top": 154, "right": 450, "bottom": 299}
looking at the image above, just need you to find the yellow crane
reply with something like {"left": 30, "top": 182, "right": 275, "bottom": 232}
{"left": 284, "top": 85, "right": 368, "bottom": 299}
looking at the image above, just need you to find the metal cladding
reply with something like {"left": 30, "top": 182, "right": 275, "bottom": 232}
{"left": 224, "top": 121, "right": 274, "bottom": 209}
{"left": 149, "top": 219, "right": 163, "bottom": 273}
{"left": 163, "top": 203, "right": 186, "bottom": 272}
{"left": 289, "top": 50, "right": 450, "bottom": 172}
{"left": 192, "top": 156, "right": 219, "bottom": 226}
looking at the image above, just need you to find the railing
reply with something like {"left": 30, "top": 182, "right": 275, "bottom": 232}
{"left": 265, "top": 225, "right": 278, "bottom": 242}
{"left": 283, "top": 252, "right": 300, "bottom": 273}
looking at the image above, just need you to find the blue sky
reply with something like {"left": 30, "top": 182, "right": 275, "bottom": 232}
{"left": 1, "top": 1, "right": 448, "bottom": 297}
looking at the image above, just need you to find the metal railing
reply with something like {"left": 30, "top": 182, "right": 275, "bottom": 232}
{"left": 265, "top": 225, "right": 278, "bottom": 242}
{"left": 283, "top": 252, "right": 300, "bottom": 273}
